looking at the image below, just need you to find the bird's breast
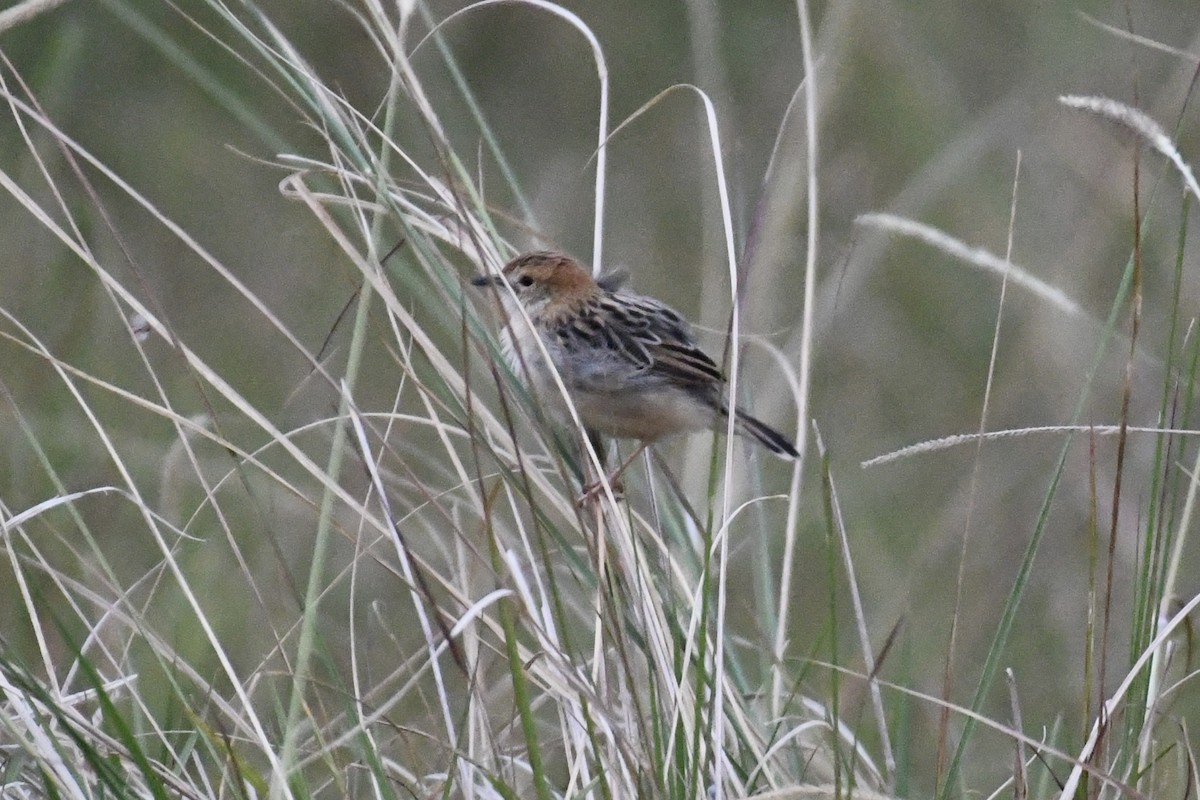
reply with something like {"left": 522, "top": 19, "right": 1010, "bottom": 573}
{"left": 500, "top": 315, "right": 563, "bottom": 391}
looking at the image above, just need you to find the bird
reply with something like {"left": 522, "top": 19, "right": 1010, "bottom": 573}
{"left": 471, "top": 250, "right": 798, "bottom": 496}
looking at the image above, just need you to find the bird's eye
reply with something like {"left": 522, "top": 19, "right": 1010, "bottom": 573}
{"left": 517, "top": 275, "right": 535, "bottom": 288}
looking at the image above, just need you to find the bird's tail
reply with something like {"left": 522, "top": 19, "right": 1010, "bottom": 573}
{"left": 722, "top": 407, "right": 800, "bottom": 460}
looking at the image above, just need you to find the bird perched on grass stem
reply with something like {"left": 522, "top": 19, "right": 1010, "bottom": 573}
{"left": 472, "top": 250, "right": 798, "bottom": 497}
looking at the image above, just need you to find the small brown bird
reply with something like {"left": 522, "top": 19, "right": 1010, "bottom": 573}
{"left": 472, "top": 251, "right": 798, "bottom": 490}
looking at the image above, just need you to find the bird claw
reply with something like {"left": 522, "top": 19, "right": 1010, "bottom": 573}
{"left": 577, "top": 477, "right": 626, "bottom": 507}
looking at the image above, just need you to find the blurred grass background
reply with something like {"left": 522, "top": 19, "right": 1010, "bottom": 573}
{"left": 1, "top": 0, "right": 1199, "bottom": 793}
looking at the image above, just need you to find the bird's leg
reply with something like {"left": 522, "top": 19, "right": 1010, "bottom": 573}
{"left": 577, "top": 429, "right": 619, "bottom": 504}
{"left": 578, "top": 442, "right": 648, "bottom": 506}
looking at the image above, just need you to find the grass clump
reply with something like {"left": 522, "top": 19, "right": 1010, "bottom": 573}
{"left": 1, "top": 2, "right": 1198, "bottom": 799}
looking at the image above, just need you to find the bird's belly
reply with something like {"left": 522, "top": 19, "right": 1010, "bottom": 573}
{"left": 573, "top": 386, "right": 716, "bottom": 441}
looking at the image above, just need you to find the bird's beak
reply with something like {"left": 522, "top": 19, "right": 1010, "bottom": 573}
{"left": 471, "top": 274, "right": 500, "bottom": 287}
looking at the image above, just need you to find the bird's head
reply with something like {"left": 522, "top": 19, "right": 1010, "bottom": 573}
{"left": 471, "top": 251, "right": 597, "bottom": 315}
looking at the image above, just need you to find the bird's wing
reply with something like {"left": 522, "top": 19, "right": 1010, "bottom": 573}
{"left": 594, "top": 293, "right": 725, "bottom": 387}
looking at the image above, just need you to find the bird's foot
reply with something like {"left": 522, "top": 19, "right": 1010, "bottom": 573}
{"left": 577, "top": 476, "right": 626, "bottom": 507}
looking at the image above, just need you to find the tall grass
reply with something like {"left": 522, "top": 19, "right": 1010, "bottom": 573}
{"left": 0, "top": 2, "right": 1197, "bottom": 799}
